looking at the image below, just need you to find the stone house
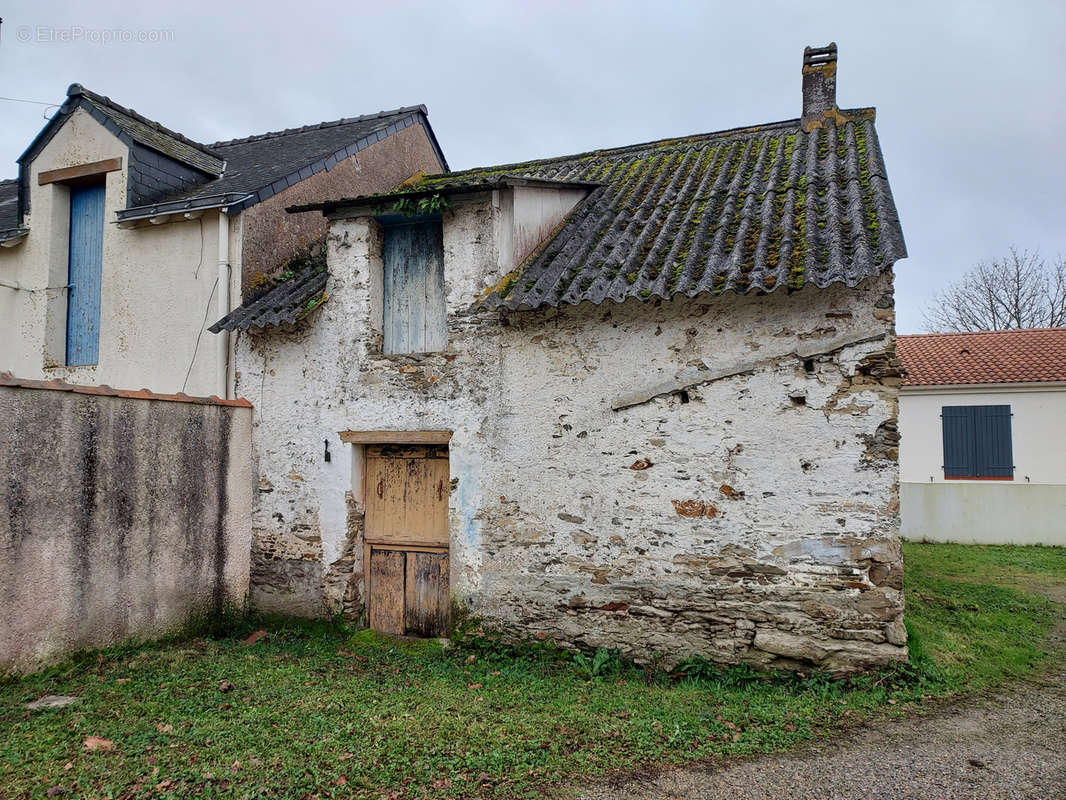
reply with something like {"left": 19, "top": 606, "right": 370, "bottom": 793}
{"left": 899, "top": 328, "right": 1066, "bottom": 546}
{"left": 214, "top": 43, "right": 909, "bottom": 671}
{"left": 0, "top": 83, "right": 446, "bottom": 396}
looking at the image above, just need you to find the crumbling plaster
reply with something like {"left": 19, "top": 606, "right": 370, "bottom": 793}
{"left": 236, "top": 194, "right": 905, "bottom": 670}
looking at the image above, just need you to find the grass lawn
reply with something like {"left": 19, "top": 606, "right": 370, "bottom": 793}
{"left": 2, "top": 542, "right": 1062, "bottom": 799}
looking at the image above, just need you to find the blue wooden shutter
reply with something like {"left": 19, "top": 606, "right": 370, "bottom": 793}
{"left": 66, "top": 183, "right": 105, "bottom": 366}
{"left": 941, "top": 406, "right": 975, "bottom": 477}
{"left": 974, "top": 404, "right": 1013, "bottom": 477}
{"left": 383, "top": 220, "right": 446, "bottom": 354}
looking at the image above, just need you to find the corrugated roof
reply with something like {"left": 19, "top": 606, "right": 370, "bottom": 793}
{"left": 209, "top": 264, "right": 327, "bottom": 332}
{"left": 295, "top": 109, "right": 906, "bottom": 310}
{"left": 899, "top": 328, "right": 1066, "bottom": 386}
{"left": 0, "top": 179, "right": 19, "bottom": 237}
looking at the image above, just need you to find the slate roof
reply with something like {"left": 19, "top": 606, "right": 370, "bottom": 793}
{"left": 209, "top": 264, "right": 327, "bottom": 333}
{"left": 899, "top": 329, "right": 1066, "bottom": 387}
{"left": 293, "top": 108, "right": 905, "bottom": 310}
{"left": 117, "top": 105, "right": 445, "bottom": 220}
{"left": 8, "top": 83, "right": 447, "bottom": 227}
{"left": 71, "top": 85, "right": 225, "bottom": 175}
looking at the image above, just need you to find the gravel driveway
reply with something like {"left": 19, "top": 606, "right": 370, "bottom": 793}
{"left": 581, "top": 619, "right": 1066, "bottom": 800}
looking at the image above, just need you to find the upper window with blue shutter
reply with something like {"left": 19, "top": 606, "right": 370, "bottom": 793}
{"left": 381, "top": 219, "right": 446, "bottom": 355}
{"left": 941, "top": 405, "right": 1014, "bottom": 480}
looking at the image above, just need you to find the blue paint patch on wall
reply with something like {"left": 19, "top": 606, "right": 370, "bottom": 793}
{"left": 451, "top": 450, "right": 482, "bottom": 550}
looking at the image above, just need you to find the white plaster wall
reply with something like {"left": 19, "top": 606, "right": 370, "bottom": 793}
{"left": 899, "top": 384, "right": 1066, "bottom": 545}
{"left": 0, "top": 108, "right": 235, "bottom": 396}
{"left": 238, "top": 196, "right": 906, "bottom": 670}
{"left": 899, "top": 386, "right": 1066, "bottom": 484}
{"left": 509, "top": 185, "right": 588, "bottom": 267}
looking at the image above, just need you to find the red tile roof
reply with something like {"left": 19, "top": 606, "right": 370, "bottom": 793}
{"left": 898, "top": 328, "right": 1066, "bottom": 387}
{"left": 0, "top": 371, "right": 252, "bottom": 407}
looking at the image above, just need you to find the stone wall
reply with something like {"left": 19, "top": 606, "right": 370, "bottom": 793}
{"left": 235, "top": 194, "right": 905, "bottom": 671}
{"left": 0, "top": 379, "right": 252, "bottom": 673}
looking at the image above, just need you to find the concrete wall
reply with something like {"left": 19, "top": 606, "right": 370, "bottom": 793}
{"left": 902, "top": 483, "right": 1066, "bottom": 545}
{"left": 236, "top": 193, "right": 906, "bottom": 672}
{"left": 0, "top": 108, "right": 232, "bottom": 396}
{"left": 900, "top": 384, "right": 1066, "bottom": 545}
{"left": 0, "top": 381, "right": 252, "bottom": 673}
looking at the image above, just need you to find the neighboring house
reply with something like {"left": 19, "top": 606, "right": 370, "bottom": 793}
{"left": 0, "top": 84, "right": 446, "bottom": 396}
{"left": 898, "top": 328, "right": 1066, "bottom": 546}
{"left": 213, "top": 45, "right": 910, "bottom": 671}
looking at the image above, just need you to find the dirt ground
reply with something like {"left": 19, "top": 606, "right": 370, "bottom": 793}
{"left": 581, "top": 590, "right": 1066, "bottom": 800}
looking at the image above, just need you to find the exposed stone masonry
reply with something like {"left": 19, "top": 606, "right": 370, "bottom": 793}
{"left": 236, "top": 196, "right": 906, "bottom": 671}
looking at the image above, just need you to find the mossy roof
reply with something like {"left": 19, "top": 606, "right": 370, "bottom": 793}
{"left": 297, "top": 108, "right": 906, "bottom": 309}
{"left": 210, "top": 264, "right": 327, "bottom": 332}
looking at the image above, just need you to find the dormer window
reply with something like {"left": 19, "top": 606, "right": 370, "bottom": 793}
{"left": 381, "top": 219, "right": 446, "bottom": 354}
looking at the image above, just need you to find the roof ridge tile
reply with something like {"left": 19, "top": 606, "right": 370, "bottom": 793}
{"left": 209, "top": 104, "right": 426, "bottom": 149}
{"left": 68, "top": 83, "right": 224, "bottom": 160}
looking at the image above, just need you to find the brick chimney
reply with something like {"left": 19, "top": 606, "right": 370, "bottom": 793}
{"left": 801, "top": 43, "right": 839, "bottom": 131}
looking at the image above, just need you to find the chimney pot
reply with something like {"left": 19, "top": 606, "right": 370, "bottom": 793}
{"left": 802, "top": 43, "right": 839, "bottom": 131}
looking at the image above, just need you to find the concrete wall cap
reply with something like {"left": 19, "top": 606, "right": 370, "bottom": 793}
{"left": 0, "top": 371, "right": 253, "bottom": 408}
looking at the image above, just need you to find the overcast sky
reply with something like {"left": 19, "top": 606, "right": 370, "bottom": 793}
{"left": 3, "top": 1, "right": 1065, "bottom": 332}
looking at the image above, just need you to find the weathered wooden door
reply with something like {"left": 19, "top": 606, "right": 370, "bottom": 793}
{"left": 364, "top": 444, "right": 450, "bottom": 636}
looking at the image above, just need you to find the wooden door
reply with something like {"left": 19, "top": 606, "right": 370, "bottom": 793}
{"left": 364, "top": 445, "right": 450, "bottom": 636}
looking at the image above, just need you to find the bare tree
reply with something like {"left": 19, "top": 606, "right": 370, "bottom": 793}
{"left": 923, "top": 248, "right": 1066, "bottom": 332}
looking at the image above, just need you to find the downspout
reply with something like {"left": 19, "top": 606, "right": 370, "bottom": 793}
{"left": 216, "top": 210, "right": 231, "bottom": 398}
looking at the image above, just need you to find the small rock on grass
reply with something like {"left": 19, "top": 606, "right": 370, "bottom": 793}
{"left": 25, "top": 695, "right": 79, "bottom": 710}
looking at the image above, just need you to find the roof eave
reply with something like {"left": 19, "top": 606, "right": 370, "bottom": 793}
{"left": 902, "top": 380, "right": 1066, "bottom": 392}
{"left": 115, "top": 193, "right": 253, "bottom": 223}
{"left": 0, "top": 227, "right": 29, "bottom": 246}
{"left": 287, "top": 176, "right": 602, "bottom": 217}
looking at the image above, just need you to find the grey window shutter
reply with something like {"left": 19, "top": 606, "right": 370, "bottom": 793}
{"left": 942, "top": 406, "right": 975, "bottom": 477}
{"left": 974, "top": 405, "right": 1013, "bottom": 478}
